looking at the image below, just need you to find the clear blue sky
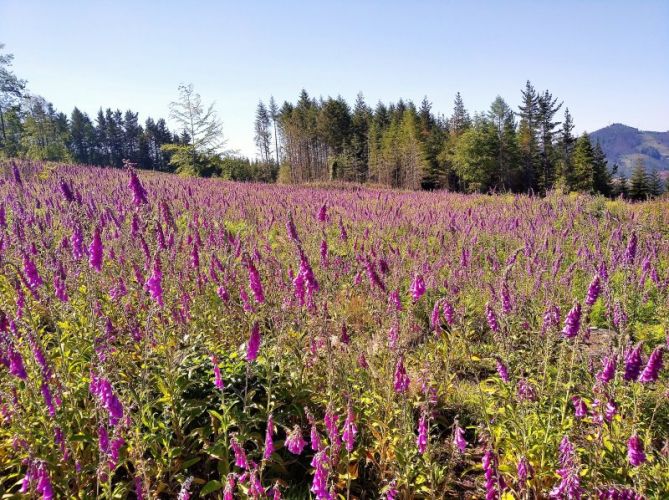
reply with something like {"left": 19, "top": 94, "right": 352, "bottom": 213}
{"left": 1, "top": 0, "right": 668, "bottom": 158}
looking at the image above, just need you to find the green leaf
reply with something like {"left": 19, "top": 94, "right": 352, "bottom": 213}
{"left": 200, "top": 480, "right": 223, "bottom": 495}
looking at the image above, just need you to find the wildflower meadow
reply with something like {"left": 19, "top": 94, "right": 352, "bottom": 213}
{"left": 0, "top": 160, "right": 668, "bottom": 499}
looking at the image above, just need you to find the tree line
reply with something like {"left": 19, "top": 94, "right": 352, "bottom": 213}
{"left": 254, "top": 85, "right": 663, "bottom": 198}
{"left": 1, "top": 43, "right": 664, "bottom": 198}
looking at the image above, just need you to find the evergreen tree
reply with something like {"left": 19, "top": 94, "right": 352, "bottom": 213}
{"left": 647, "top": 168, "right": 664, "bottom": 197}
{"left": 449, "top": 92, "right": 471, "bottom": 136}
{"left": 536, "top": 90, "right": 562, "bottom": 193}
{"left": 556, "top": 108, "right": 576, "bottom": 190}
{"left": 268, "top": 96, "right": 280, "bottom": 164}
{"left": 123, "top": 110, "right": 142, "bottom": 164}
{"left": 350, "top": 92, "right": 371, "bottom": 182}
{"left": 69, "top": 107, "right": 95, "bottom": 164}
{"left": 571, "top": 133, "right": 595, "bottom": 193}
{"left": 592, "top": 141, "right": 613, "bottom": 196}
{"left": 517, "top": 81, "right": 540, "bottom": 192}
{"left": 628, "top": 158, "right": 649, "bottom": 201}
{"left": 487, "top": 96, "right": 518, "bottom": 191}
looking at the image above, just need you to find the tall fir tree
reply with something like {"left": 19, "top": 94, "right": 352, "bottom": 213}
{"left": 517, "top": 81, "right": 540, "bottom": 192}
{"left": 628, "top": 158, "right": 649, "bottom": 201}
{"left": 570, "top": 133, "right": 595, "bottom": 193}
{"left": 536, "top": 90, "right": 562, "bottom": 193}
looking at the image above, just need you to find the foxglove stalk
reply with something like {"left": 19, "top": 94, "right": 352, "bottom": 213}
{"left": 247, "top": 260, "right": 265, "bottom": 303}
{"left": 145, "top": 259, "right": 164, "bottom": 307}
{"left": 393, "top": 356, "right": 410, "bottom": 394}
{"left": 410, "top": 274, "right": 426, "bottom": 302}
{"left": 561, "top": 302, "right": 581, "bottom": 338}
{"left": 263, "top": 413, "right": 274, "bottom": 460}
{"left": 623, "top": 344, "right": 643, "bottom": 381}
{"left": 23, "top": 255, "right": 42, "bottom": 290}
{"left": 211, "top": 355, "right": 223, "bottom": 389}
{"left": 585, "top": 275, "right": 601, "bottom": 306}
{"left": 128, "top": 169, "right": 148, "bottom": 206}
{"left": 496, "top": 358, "right": 510, "bottom": 383}
{"left": 342, "top": 403, "right": 357, "bottom": 452}
{"left": 453, "top": 424, "right": 467, "bottom": 452}
{"left": 416, "top": 411, "right": 428, "bottom": 454}
{"left": 285, "top": 425, "right": 306, "bottom": 455}
{"left": 638, "top": 347, "right": 663, "bottom": 383}
{"left": 485, "top": 303, "right": 500, "bottom": 333}
{"left": 89, "top": 228, "right": 103, "bottom": 272}
{"left": 597, "top": 355, "right": 617, "bottom": 384}
{"left": 246, "top": 322, "right": 261, "bottom": 362}
{"left": 627, "top": 434, "right": 646, "bottom": 466}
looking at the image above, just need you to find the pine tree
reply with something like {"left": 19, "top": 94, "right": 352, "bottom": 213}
{"left": 517, "top": 81, "right": 540, "bottom": 192}
{"left": 487, "top": 96, "right": 518, "bottom": 191}
{"left": 449, "top": 92, "right": 471, "bottom": 136}
{"left": 536, "top": 90, "right": 562, "bottom": 193}
{"left": 0, "top": 44, "right": 26, "bottom": 152}
{"left": 592, "top": 141, "right": 613, "bottom": 196}
{"left": 556, "top": 108, "right": 576, "bottom": 190}
{"left": 628, "top": 158, "right": 649, "bottom": 201}
{"left": 647, "top": 168, "right": 664, "bottom": 197}
{"left": 571, "top": 133, "right": 595, "bottom": 193}
{"left": 351, "top": 92, "right": 371, "bottom": 182}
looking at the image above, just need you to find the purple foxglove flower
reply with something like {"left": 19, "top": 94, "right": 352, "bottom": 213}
{"left": 496, "top": 358, "right": 510, "bottom": 383}
{"left": 211, "top": 355, "right": 223, "bottom": 389}
{"left": 627, "top": 434, "right": 646, "bottom": 466}
{"left": 109, "top": 437, "right": 124, "bottom": 469}
{"left": 310, "top": 422, "right": 322, "bottom": 452}
{"left": 638, "top": 347, "right": 663, "bottom": 383}
{"left": 23, "top": 255, "right": 42, "bottom": 290}
{"left": 571, "top": 396, "right": 587, "bottom": 419}
{"left": 597, "top": 355, "right": 617, "bottom": 384}
{"left": 385, "top": 482, "right": 398, "bottom": 500}
{"left": 416, "top": 412, "right": 428, "bottom": 454}
{"left": 240, "top": 288, "right": 253, "bottom": 312}
{"left": 35, "top": 464, "right": 54, "bottom": 500}
{"left": 223, "top": 475, "right": 235, "bottom": 500}
{"left": 145, "top": 259, "right": 164, "bottom": 307}
{"left": 324, "top": 406, "right": 341, "bottom": 449}
{"left": 597, "top": 487, "right": 644, "bottom": 500}
{"left": 9, "top": 349, "right": 27, "bottom": 379}
{"left": 320, "top": 239, "right": 328, "bottom": 265}
{"left": 501, "top": 283, "right": 512, "bottom": 314}
{"left": 285, "top": 425, "right": 306, "bottom": 455}
{"left": 248, "top": 470, "right": 265, "bottom": 498}
{"left": 128, "top": 169, "right": 148, "bottom": 206}
{"left": 135, "top": 477, "right": 145, "bottom": 499}
{"left": 231, "top": 437, "right": 248, "bottom": 469}
{"left": 624, "top": 344, "right": 643, "bottom": 381}
{"left": 310, "top": 450, "right": 330, "bottom": 500}
{"left": 561, "top": 302, "right": 581, "bottom": 338}
{"left": 247, "top": 260, "right": 265, "bottom": 303}
{"left": 388, "top": 289, "right": 402, "bottom": 311}
{"left": 340, "top": 324, "right": 350, "bottom": 345}
{"left": 604, "top": 400, "right": 617, "bottom": 422}
{"left": 177, "top": 476, "right": 193, "bottom": 500}
{"left": 263, "top": 414, "right": 274, "bottom": 460}
{"left": 409, "top": 274, "right": 426, "bottom": 302}
{"left": 364, "top": 258, "right": 385, "bottom": 292}
{"left": 623, "top": 232, "right": 637, "bottom": 265}
{"left": 431, "top": 300, "right": 441, "bottom": 332}
{"left": 88, "top": 228, "right": 103, "bottom": 272}
{"left": 54, "top": 275, "right": 68, "bottom": 302}
{"left": 393, "top": 356, "right": 410, "bottom": 394}
{"left": 71, "top": 226, "right": 84, "bottom": 260}
{"left": 585, "top": 275, "right": 601, "bottom": 306}
{"left": 442, "top": 301, "right": 455, "bottom": 325}
{"left": 485, "top": 303, "right": 500, "bottom": 333}
{"left": 59, "top": 179, "right": 75, "bottom": 202}
{"left": 317, "top": 204, "right": 327, "bottom": 222}
{"left": 453, "top": 424, "right": 467, "bottom": 453}
{"left": 246, "top": 322, "right": 261, "bottom": 362}
{"left": 613, "top": 301, "right": 627, "bottom": 330}
{"left": 98, "top": 425, "right": 110, "bottom": 454}
{"left": 12, "top": 163, "right": 22, "bottom": 185}
{"left": 342, "top": 403, "right": 357, "bottom": 452}
{"left": 286, "top": 215, "right": 300, "bottom": 243}
{"left": 516, "top": 379, "right": 537, "bottom": 402}
{"left": 41, "top": 383, "right": 56, "bottom": 417}
{"left": 517, "top": 456, "right": 531, "bottom": 486}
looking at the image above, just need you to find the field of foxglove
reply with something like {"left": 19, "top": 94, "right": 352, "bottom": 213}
{"left": 0, "top": 160, "right": 667, "bottom": 499}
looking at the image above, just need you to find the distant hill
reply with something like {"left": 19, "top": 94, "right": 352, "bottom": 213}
{"left": 589, "top": 123, "right": 669, "bottom": 178}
